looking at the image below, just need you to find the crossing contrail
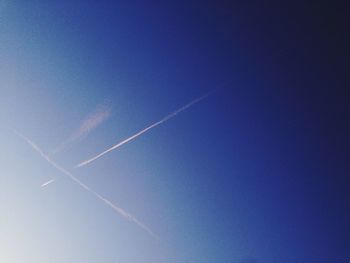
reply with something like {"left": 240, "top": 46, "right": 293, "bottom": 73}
{"left": 76, "top": 91, "right": 212, "bottom": 168}
{"left": 13, "top": 129, "right": 157, "bottom": 238}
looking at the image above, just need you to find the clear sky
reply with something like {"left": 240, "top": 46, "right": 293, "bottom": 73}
{"left": 1, "top": 1, "right": 349, "bottom": 263}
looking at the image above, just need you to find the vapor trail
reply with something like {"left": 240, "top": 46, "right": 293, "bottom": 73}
{"left": 13, "top": 129, "right": 157, "bottom": 238}
{"left": 41, "top": 179, "right": 55, "bottom": 187}
{"left": 76, "top": 91, "right": 212, "bottom": 168}
{"left": 49, "top": 102, "right": 112, "bottom": 156}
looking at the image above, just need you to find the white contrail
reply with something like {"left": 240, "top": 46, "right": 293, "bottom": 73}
{"left": 41, "top": 179, "right": 55, "bottom": 187}
{"left": 13, "top": 129, "right": 157, "bottom": 238}
{"left": 50, "top": 103, "right": 112, "bottom": 156}
{"left": 76, "top": 91, "right": 212, "bottom": 168}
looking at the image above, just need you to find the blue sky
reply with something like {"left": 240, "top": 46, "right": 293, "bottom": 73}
{"left": 1, "top": 1, "right": 349, "bottom": 262}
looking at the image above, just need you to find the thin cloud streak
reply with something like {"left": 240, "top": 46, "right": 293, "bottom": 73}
{"left": 76, "top": 91, "right": 212, "bottom": 168}
{"left": 13, "top": 129, "right": 157, "bottom": 238}
{"left": 41, "top": 179, "right": 55, "bottom": 187}
{"left": 50, "top": 103, "right": 112, "bottom": 156}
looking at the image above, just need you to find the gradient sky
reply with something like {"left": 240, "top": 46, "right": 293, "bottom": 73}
{"left": 1, "top": 1, "right": 349, "bottom": 263}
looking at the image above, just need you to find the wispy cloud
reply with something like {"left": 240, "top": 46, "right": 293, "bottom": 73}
{"left": 50, "top": 103, "right": 112, "bottom": 156}
{"left": 13, "top": 129, "right": 157, "bottom": 238}
{"left": 76, "top": 91, "right": 212, "bottom": 168}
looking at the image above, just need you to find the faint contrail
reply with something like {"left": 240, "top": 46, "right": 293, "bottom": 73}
{"left": 76, "top": 91, "right": 212, "bottom": 168}
{"left": 50, "top": 103, "right": 112, "bottom": 156}
{"left": 41, "top": 179, "right": 55, "bottom": 187}
{"left": 13, "top": 129, "right": 157, "bottom": 238}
